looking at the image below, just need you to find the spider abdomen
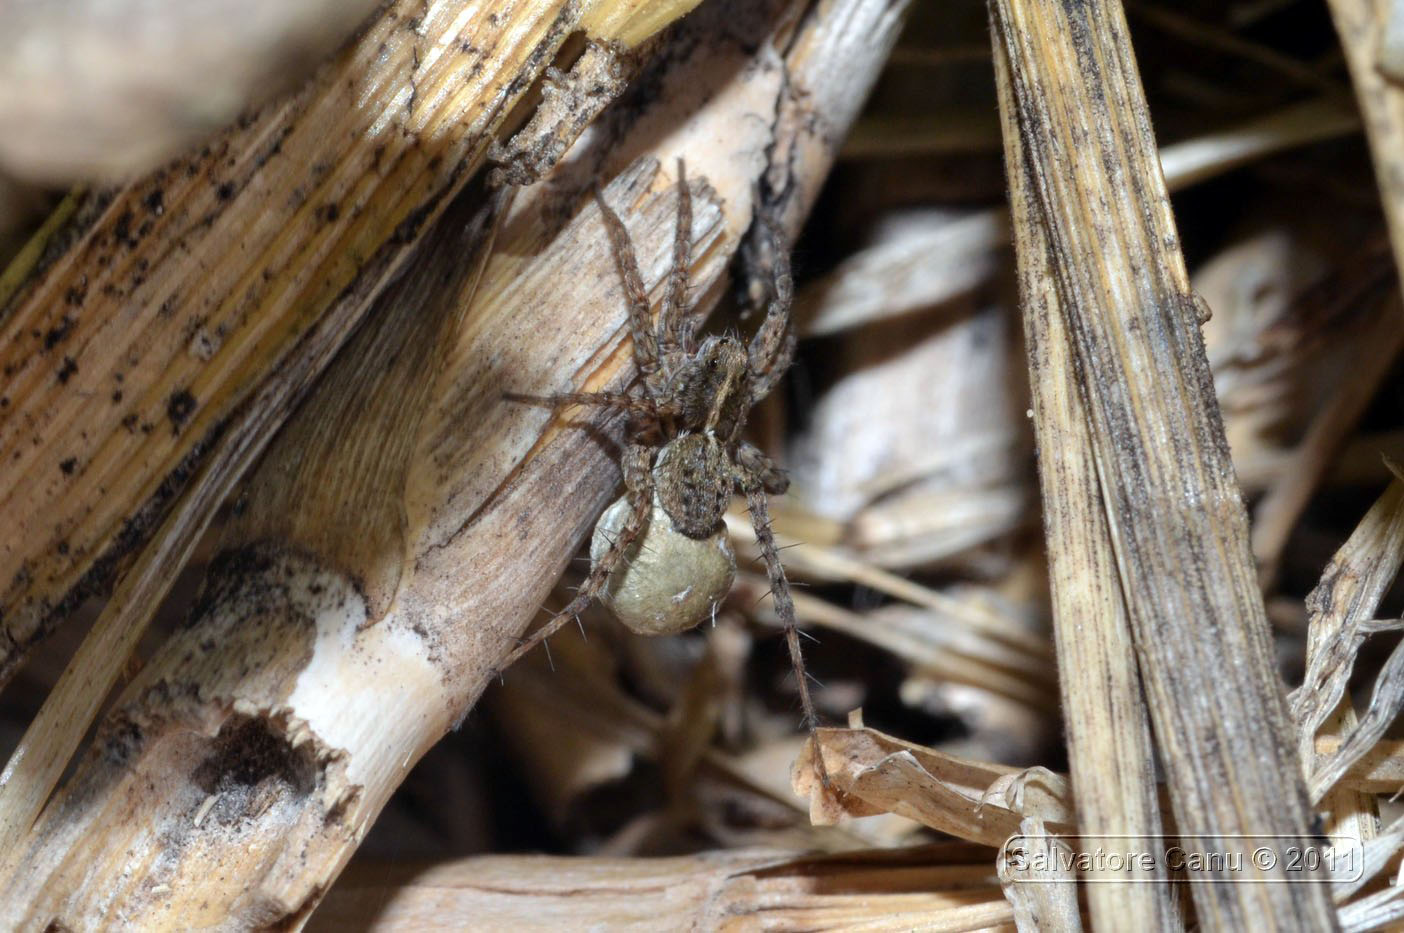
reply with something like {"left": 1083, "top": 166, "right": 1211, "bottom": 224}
{"left": 590, "top": 489, "right": 736, "bottom": 636}
{"left": 656, "top": 433, "right": 733, "bottom": 538}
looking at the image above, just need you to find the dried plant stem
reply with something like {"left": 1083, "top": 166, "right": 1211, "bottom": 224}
{"left": 1327, "top": 0, "right": 1404, "bottom": 295}
{"left": 0, "top": 0, "right": 699, "bottom": 912}
{"left": 1291, "top": 479, "right": 1404, "bottom": 760}
{"left": 776, "top": 585, "right": 1052, "bottom": 707}
{"left": 805, "top": 725, "right": 1075, "bottom": 845}
{"left": 992, "top": 29, "right": 1178, "bottom": 933}
{"left": 1290, "top": 466, "right": 1404, "bottom": 851}
{"left": 1323, "top": 735, "right": 1404, "bottom": 793}
{"left": 990, "top": 0, "right": 1336, "bottom": 928}
{"left": 999, "top": 818, "right": 1085, "bottom": 932}
{"left": 311, "top": 847, "right": 1014, "bottom": 931}
{"left": 724, "top": 511, "right": 1048, "bottom": 658}
{"left": 1314, "top": 706, "right": 1379, "bottom": 852}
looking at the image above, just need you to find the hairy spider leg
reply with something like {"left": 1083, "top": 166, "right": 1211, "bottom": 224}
{"left": 739, "top": 475, "right": 831, "bottom": 790}
{"left": 657, "top": 159, "right": 695, "bottom": 360}
{"left": 593, "top": 184, "right": 662, "bottom": 395}
{"left": 502, "top": 443, "right": 656, "bottom": 669}
{"left": 735, "top": 213, "right": 826, "bottom": 784}
{"left": 503, "top": 390, "right": 658, "bottom": 418}
{"left": 745, "top": 210, "right": 796, "bottom": 404}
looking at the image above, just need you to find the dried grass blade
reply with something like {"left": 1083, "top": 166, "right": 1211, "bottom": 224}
{"left": 992, "top": 11, "right": 1178, "bottom": 929}
{"left": 1310, "top": 639, "right": 1404, "bottom": 802}
{"left": 1336, "top": 872, "right": 1404, "bottom": 933}
{"left": 1333, "top": 818, "right": 1404, "bottom": 902}
{"left": 725, "top": 511, "right": 1049, "bottom": 658}
{"left": 990, "top": 0, "right": 1336, "bottom": 925}
{"left": 798, "top": 726, "right": 1073, "bottom": 845}
{"left": 311, "top": 847, "right": 1012, "bottom": 932}
{"left": 1290, "top": 476, "right": 1404, "bottom": 764}
{"left": 796, "top": 96, "right": 1356, "bottom": 340}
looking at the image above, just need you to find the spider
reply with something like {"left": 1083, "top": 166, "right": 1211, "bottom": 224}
{"left": 503, "top": 160, "right": 824, "bottom": 755}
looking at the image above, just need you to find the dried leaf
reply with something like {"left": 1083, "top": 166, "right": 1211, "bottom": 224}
{"left": 795, "top": 726, "right": 1073, "bottom": 845}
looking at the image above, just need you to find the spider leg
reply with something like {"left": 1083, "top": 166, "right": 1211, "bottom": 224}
{"left": 657, "top": 158, "right": 694, "bottom": 359}
{"left": 594, "top": 184, "right": 662, "bottom": 388}
{"left": 505, "top": 390, "right": 658, "bottom": 418}
{"left": 500, "top": 443, "right": 655, "bottom": 670}
{"left": 744, "top": 207, "right": 796, "bottom": 405}
{"left": 737, "top": 472, "right": 830, "bottom": 789}
{"left": 737, "top": 440, "right": 789, "bottom": 496}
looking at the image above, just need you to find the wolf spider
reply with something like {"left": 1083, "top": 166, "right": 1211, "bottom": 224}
{"left": 504, "top": 161, "right": 823, "bottom": 745}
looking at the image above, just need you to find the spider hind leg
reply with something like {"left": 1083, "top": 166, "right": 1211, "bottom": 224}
{"left": 501, "top": 444, "right": 655, "bottom": 669}
{"left": 744, "top": 208, "right": 795, "bottom": 404}
{"left": 737, "top": 470, "right": 831, "bottom": 790}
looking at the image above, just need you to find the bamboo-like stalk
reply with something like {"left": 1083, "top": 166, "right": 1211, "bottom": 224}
{"left": 989, "top": 0, "right": 1336, "bottom": 928}
{"left": 0, "top": 0, "right": 907, "bottom": 925}
{"left": 992, "top": 27, "right": 1178, "bottom": 933}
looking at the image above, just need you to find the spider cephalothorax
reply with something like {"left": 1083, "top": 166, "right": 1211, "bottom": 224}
{"left": 668, "top": 336, "right": 752, "bottom": 442}
{"left": 504, "top": 159, "right": 819, "bottom": 743}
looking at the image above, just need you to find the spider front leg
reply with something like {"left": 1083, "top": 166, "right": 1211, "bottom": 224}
{"left": 502, "top": 443, "right": 655, "bottom": 669}
{"left": 656, "top": 159, "right": 695, "bottom": 361}
{"left": 736, "top": 463, "right": 831, "bottom": 789}
{"left": 745, "top": 209, "right": 796, "bottom": 404}
{"left": 504, "top": 389, "right": 658, "bottom": 419}
{"left": 594, "top": 185, "right": 663, "bottom": 388}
